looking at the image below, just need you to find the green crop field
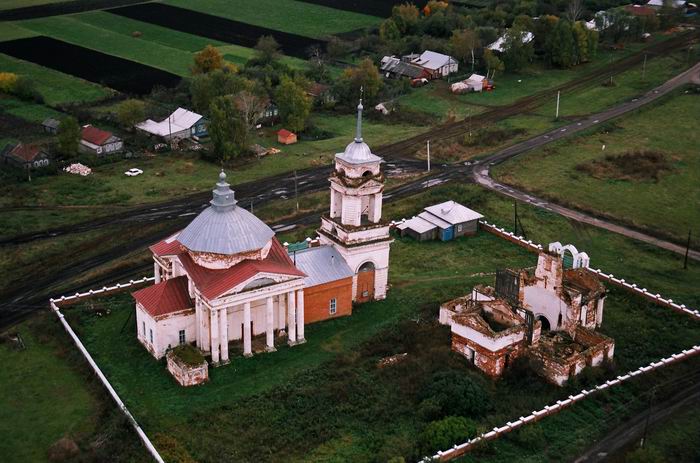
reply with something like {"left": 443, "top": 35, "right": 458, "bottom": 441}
{"left": 0, "top": 0, "right": 63, "bottom": 10}
{"left": 163, "top": 0, "right": 382, "bottom": 38}
{"left": 493, "top": 88, "right": 700, "bottom": 249}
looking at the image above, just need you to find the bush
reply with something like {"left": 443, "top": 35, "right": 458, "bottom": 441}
{"left": 508, "top": 423, "right": 546, "bottom": 451}
{"left": 418, "top": 370, "right": 492, "bottom": 418}
{"left": 171, "top": 344, "right": 205, "bottom": 366}
{"left": 420, "top": 416, "right": 477, "bottom": 455}
{"left": 625, "top": 446, "right": 666, "bottom": 463}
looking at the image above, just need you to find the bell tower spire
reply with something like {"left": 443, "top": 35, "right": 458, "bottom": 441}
{"left": 354, "top": 87, "right": 364, "bottom": 143}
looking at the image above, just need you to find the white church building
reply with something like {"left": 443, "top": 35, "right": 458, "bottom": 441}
{"left": 132, "top": 99, "right": 393, "bottom": 365}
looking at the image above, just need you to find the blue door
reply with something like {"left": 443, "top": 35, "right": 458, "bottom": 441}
{"left": 441, "top": 227, "right": 454, "bottom": 241}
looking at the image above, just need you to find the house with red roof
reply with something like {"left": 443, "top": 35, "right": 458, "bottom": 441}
{"left": 277, "top": 129, "right": 297, "bottom": 145}
{"left": 1, "top": 142, "right": 50, "bottom": 170}
{"left": 79, "top": 125, "right": 123, "bottom": 156}
{"left": 133, "top": 102, "right": 394, "bottom": 367}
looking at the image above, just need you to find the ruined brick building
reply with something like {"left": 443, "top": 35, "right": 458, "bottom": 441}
{"left": 440, "top": 245, "right": 615, "bottom": 385}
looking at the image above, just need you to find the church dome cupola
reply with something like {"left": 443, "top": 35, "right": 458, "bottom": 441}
{"left": 336, "top": 98, "right": 382, "bottom": 167}
{"left": 178, "top": 170, "right": 275, "bottom": 268}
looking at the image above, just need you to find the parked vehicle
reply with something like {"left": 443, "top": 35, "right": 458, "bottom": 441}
{"left": 411, "top": 78, "right": 429, "bottom": 88}
{"left": 125, "top": 168, "right": 144, "bottom": 176}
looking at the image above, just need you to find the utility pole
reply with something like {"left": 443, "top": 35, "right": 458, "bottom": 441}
{"left": 642, "top": 53, "right": 647, "bottom": 82}
{"left": 555, "top": 91, "right": 561, "bottom": 120}
{"left": 514, "top": 200, "right": 518, "bottom": 235}
{"left": 294, "top": 169, "right": 299, "bottom": 212}
{"left": 684, "top": 229, "right": 691, "bottom": 270}
{"left": 427, "top": 140, "right": 431, "bottom": 172}
{"left": 468, "top": 108, "right": 472, "bottom": 138}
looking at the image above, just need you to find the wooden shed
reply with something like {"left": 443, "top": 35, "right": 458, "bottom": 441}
{"left": 277, "top": 129, "right": 297, "bottom": 145}
{"left": 398, "top": 201, "right": 483, "bottom": 242}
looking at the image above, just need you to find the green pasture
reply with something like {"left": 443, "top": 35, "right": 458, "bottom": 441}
{"left": 0, "top": 53, "right": 112, "bottom": 105}
{"left": 0, "top": 0, "right": 63, "bottom": 9}
{"left": 163, "top": 0, "right": 382, "bottom": 38}
{"left": 494, "top": 88, "right": 700, "bottom": 248}
{"left": 0, "top": 95, "right": 64, "bottom": 122}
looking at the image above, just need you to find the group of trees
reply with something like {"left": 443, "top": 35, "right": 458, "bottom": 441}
{"left": 0, "top": 72, "right": 43, "bottom": 103}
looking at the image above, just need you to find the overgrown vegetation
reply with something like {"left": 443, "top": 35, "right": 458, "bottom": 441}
{"left": 576, "top": 149, "right": 673, "bottom": 182}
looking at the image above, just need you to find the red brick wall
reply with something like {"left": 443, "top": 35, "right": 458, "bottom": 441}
{"left": 304, "top": 277, "right": 353, "bottom": 324}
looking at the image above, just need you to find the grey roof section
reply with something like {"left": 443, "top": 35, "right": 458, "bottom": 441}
{"left": 424, "top": 201, "right": 484, "bottom": 225}
{"left": 380, "top": 56, "right": 424, "bottom": 78}
{"left": 418, "top": 211, "right": 452, "bottom": 229}
{"left": 42, "top": 118, "right": 60, "bottom": 129}
{"left": 336, "top": 99, "right": 382, "bottom": 165}
{"left": 292, "top": 245, "right": 354, "bottom": 287}
{"left": 178, "top": 171, "right": 275, "bottom": 256}
{"left": 397, "top": 216, "right": 437, "bottom": 234}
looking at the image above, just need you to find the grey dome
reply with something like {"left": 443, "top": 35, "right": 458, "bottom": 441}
{"left": 335, "top": 99, "right": 381, "bottom": 165}
{"left": 178, "top": 171, "right": 274, "bottom": 256}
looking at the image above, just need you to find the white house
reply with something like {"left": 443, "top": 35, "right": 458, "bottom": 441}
{"left": 411, "top": 50, "right": 459, "bottom": 78}
{"left": 136, "top": 107, "right": 208, "bottom": 141}
{"left": 487, "top": 31, "right": 534, "bottom": 52}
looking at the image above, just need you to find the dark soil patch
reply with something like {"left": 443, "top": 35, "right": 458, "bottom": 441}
{"left": 108, "top": 3, "right": 325, "bottom": 59}
{"left": 576, "top": 149, "right": 674, "bottom": 182}
{"left": 0, "top": 0, "right": 142, "bottom": 21}
{"left": 297, "top": 0, "right": 427, "bottom": 18}
{"left": 0, "top": 36, "right": 181, "bottom": 95}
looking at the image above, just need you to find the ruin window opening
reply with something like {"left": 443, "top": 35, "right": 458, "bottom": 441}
{"left": 537, "top": 315, "right": 551, "bottom": 331}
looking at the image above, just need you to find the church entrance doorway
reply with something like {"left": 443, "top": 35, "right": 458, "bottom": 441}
{"left": 356, "top": 261, "right": 375, "bottom": 303}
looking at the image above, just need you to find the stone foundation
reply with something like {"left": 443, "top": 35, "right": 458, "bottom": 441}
{"left": 166, "top": 350, "right": 209, "bottom": 387}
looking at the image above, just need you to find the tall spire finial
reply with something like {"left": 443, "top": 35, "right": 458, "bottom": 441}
{"left": 354, "top": 86, "right": 364, "bottom": 143}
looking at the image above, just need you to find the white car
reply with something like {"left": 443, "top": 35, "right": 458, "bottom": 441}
{"left": 124, "top": 168, "right": 143, "bottom": 177}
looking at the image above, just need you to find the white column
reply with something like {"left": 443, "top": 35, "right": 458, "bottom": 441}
{"left": 243, "top": 302, "right": 252, "bottom": 357}
{"left": 278, "top": 293, "right": 286, "bottom": 330}
{"left": 370, "top": 192, "right": 383, "bottom": 223}
{"left": 154, "top": 262, "right": 161, "bottom": 284}
{"left": 219, "top": 308, "right": 229, "bottom": 363}
{"left": 296, "top": 289, "right": 305, "bottom": 343}
{"left": 210, "top": 308, "right": 220, "bottom": 364}
{"left": 194, "top": 298, "right": 201, "bottom": 347}
{"left": 287, "top": 291, "right": 297, "bottom": 345}
{"left": 265, "top": 297, "right": 275, "bottom": 352}
{"left": 200, "top": 304, "right": 210, "bottom": 352}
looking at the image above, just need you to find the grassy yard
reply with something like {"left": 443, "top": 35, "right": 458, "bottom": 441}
{"left": 493, "top": 88, "right": 700, "bottom": 248}
{"left": 0, "top": 95, "right": 64, "bottom": 122}
{"left": 397, "top": 80, "right": 486, "bottom": 121}
{"left": 163, "top": 0, "right": 382, "bottom": 38}
{"left": 0, "top": 53, "right": 113, "bottom": 106}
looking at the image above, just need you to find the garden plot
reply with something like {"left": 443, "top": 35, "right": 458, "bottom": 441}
{"left": 108, "top": 3, "right": 325, "bottom": 59}
{"left": 0, "top": 36, "right": 181, "bottom": 95}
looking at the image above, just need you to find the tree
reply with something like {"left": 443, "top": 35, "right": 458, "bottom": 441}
{"left": 391, "top": 3, "right": 420, "bottom": 35}
{"left": 547, "top": 19, "right": 576, "bottom": 68}
{"left": 0, "top": 72, "right": 18, "bottom": 93}
{"left": 483, "top": 49, "right": 504, "bottom": 79}
{"left": 335, "top": 58, "right": 383, "bottom": 105}
{"left": 420, "top": 417, "right": 477, "bottom": 455}
{"left": 567, "top": 0, "right": 583, "bottom": 22}
{"left": 57, "top": 116, "right": 80, "bottom": 158}
{"left": 190, "top": 69, "right": 249, "bottom": 114}
{"left": 254, "top": 35, "right": 281, "bottom": 65}
{"left": 209, "top": 95, "right": 248, "bottom": 161}
{"left": 380, "top": 18, "right": 401, "bottom": 41}
{"left": 275, "top": 75, "right": 311, "bottom": 132}
{"left": 234, "top": 90, "right": 268, "bottom": 133}
{"left": 502, "top": 27, "right": 534, "bottom": 72}
{"left": 115, "top": 99, "right": 146, "bottom": 129}
{"left": 192, "top": 45, "right": 224, "bottom": 74}
{"left": 450, "top": 29, "right": 480, "bottom": 72}
{"left": 419, "top": 370, "right": 492, "bottom": 417}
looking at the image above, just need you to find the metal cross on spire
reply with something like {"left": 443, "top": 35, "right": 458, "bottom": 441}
{"left": 354, "top": 86, "right": 364, "bottom": 143}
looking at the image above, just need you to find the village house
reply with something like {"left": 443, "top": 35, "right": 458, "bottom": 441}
{"left": 132, "top": 99, "right": 393, "bottom": 368}
{"left": 440, "top": 244, "right": 614, "bottom": 385}
{"left": 397, "top": 201, "right": 483, "bottom": 242}
{"left": 42, "top": 117, "right": 60, "bottom": 135}
{"left": 79, "top": 125, "right": 123, "bottom": 156}
{"left": 487, "top": 30, "right": 534, "bottom": 53}
{"left": 1, "top": 142, "right": 50, "bottom": 169}
{"left": 136, "top": 107, "right": 207, "bottom": 141}
{"left": 410, "top": 50, "right": 459, "bottom": 78}
{"left": 380, "top": 55, "right": 428, "bottom": 79}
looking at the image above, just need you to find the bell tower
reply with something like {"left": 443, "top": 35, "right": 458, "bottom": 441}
{"left": 318, "top": 99, "right": 393, "bottom": 302}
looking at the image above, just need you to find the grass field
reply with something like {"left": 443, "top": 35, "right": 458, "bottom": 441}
{"left": 0, "top": 0, "right": 63, "bottom": 10}
{"left": 0, "top": 95, "right": 64, "bottom": 122}
{"left": 0, "top": 53, "right": 113, "bottom": 105}
{"left": 163, "top": 0, "right": 382, "bottom": 38}
{"left": 493, "top": 88, "right": 700, "bottom": 248}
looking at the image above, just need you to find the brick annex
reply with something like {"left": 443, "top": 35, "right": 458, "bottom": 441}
{"left": 131, "top": 100, "right": 393, "bottom": 382}
{"left": 440, "top": 244, "right": 615, "bottom": 386}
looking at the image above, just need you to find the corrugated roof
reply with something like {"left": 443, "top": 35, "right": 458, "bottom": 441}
{"left": 412, "top": 50, "right": 456, "bottom": 70}
{"left": 179, "top": 237, "right": 305, "bottom": 300}
{"left": 418, "top": 211, "right": 452, "bottom": 229}
{"left": 178, "top": 172, "right": 275, "bottom": 256}
{"left": 292, "top": 245, "right": 353, "bottom": 287}
{"left": 424, "top": 201, "right": 484, "bottom": 225}
{"left": 136, "top": 107, "right": 203, "bottom": 136}
{"left": 81, "top": 125, "right": 115, "bottom": 146}
{"left": 132, "top": 276, "right": 193, "bottom": 318}
{"left": 150, "top": 232, "right": 184, "bottom": 257}
{"left": 397, "top": 216, "right": 437, "bottom": 234}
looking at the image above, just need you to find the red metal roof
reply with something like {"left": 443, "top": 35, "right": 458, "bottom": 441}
{"left": 179, "top": 237, "right": 305, "bottom": 299}
{"left": 150, "top": 234, "right": 185, "bottom": 257}
{"left": 277, "top": 129, "right": 295, "bottom": 138}
{"left": 81, "top": 125, "right": 114, "bottom": 146}
{"left": 625, "top": 4, "right": 656, "bottom": 15}
{"left": 132, "top": 276, "right": 193, "bottom": 318}
{"left": 8, "top": 143, "right": 44, "bottom": 162}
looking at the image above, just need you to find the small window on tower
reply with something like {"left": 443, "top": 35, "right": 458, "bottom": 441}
{"left": 149, "top": 329, "right": 153, "bottom": 344}
{"left": 329, "top": 298, "right": 337, "bottom": 315}
{"left": 179, "top": 330, "right": 186, "bottom": 345}
{"left": 142, "top": 321, "right": 146, "bottom": 336}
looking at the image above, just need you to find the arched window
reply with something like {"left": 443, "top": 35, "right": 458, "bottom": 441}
{"left": 536, "top": 315, "right": 550, "bottom": 331}
{"left": 362, "top": 170, "right": 372, "bottom": 177}
{"left": 358, "top": 261, "right": 375, "bottom": 272}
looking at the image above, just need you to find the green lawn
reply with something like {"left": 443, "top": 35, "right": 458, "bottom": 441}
{"left": 0, "top": 53, "right": 113, "bottom": 106}
{"left": 0, "top": 318, "right": 100, "bottom": 462}
{"left": 163, "top": 0, "right": 382, "bottom": 38}
{"left": 493, "top": 89, "right": 700, "bottom": 248}
{"left": 397, "top": 80, "right": 486, "bottom": 121}
{"left": 0, "top": 95, "right": 64, "bottom": 122}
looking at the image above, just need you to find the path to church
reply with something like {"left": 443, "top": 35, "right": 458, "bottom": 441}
{"left": 2, "top": 53, "right": 699, "bottom": 329}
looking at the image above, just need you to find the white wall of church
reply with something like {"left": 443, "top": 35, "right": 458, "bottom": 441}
{"left": 522, "top": 286, "right": 567, "bottom": 330}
